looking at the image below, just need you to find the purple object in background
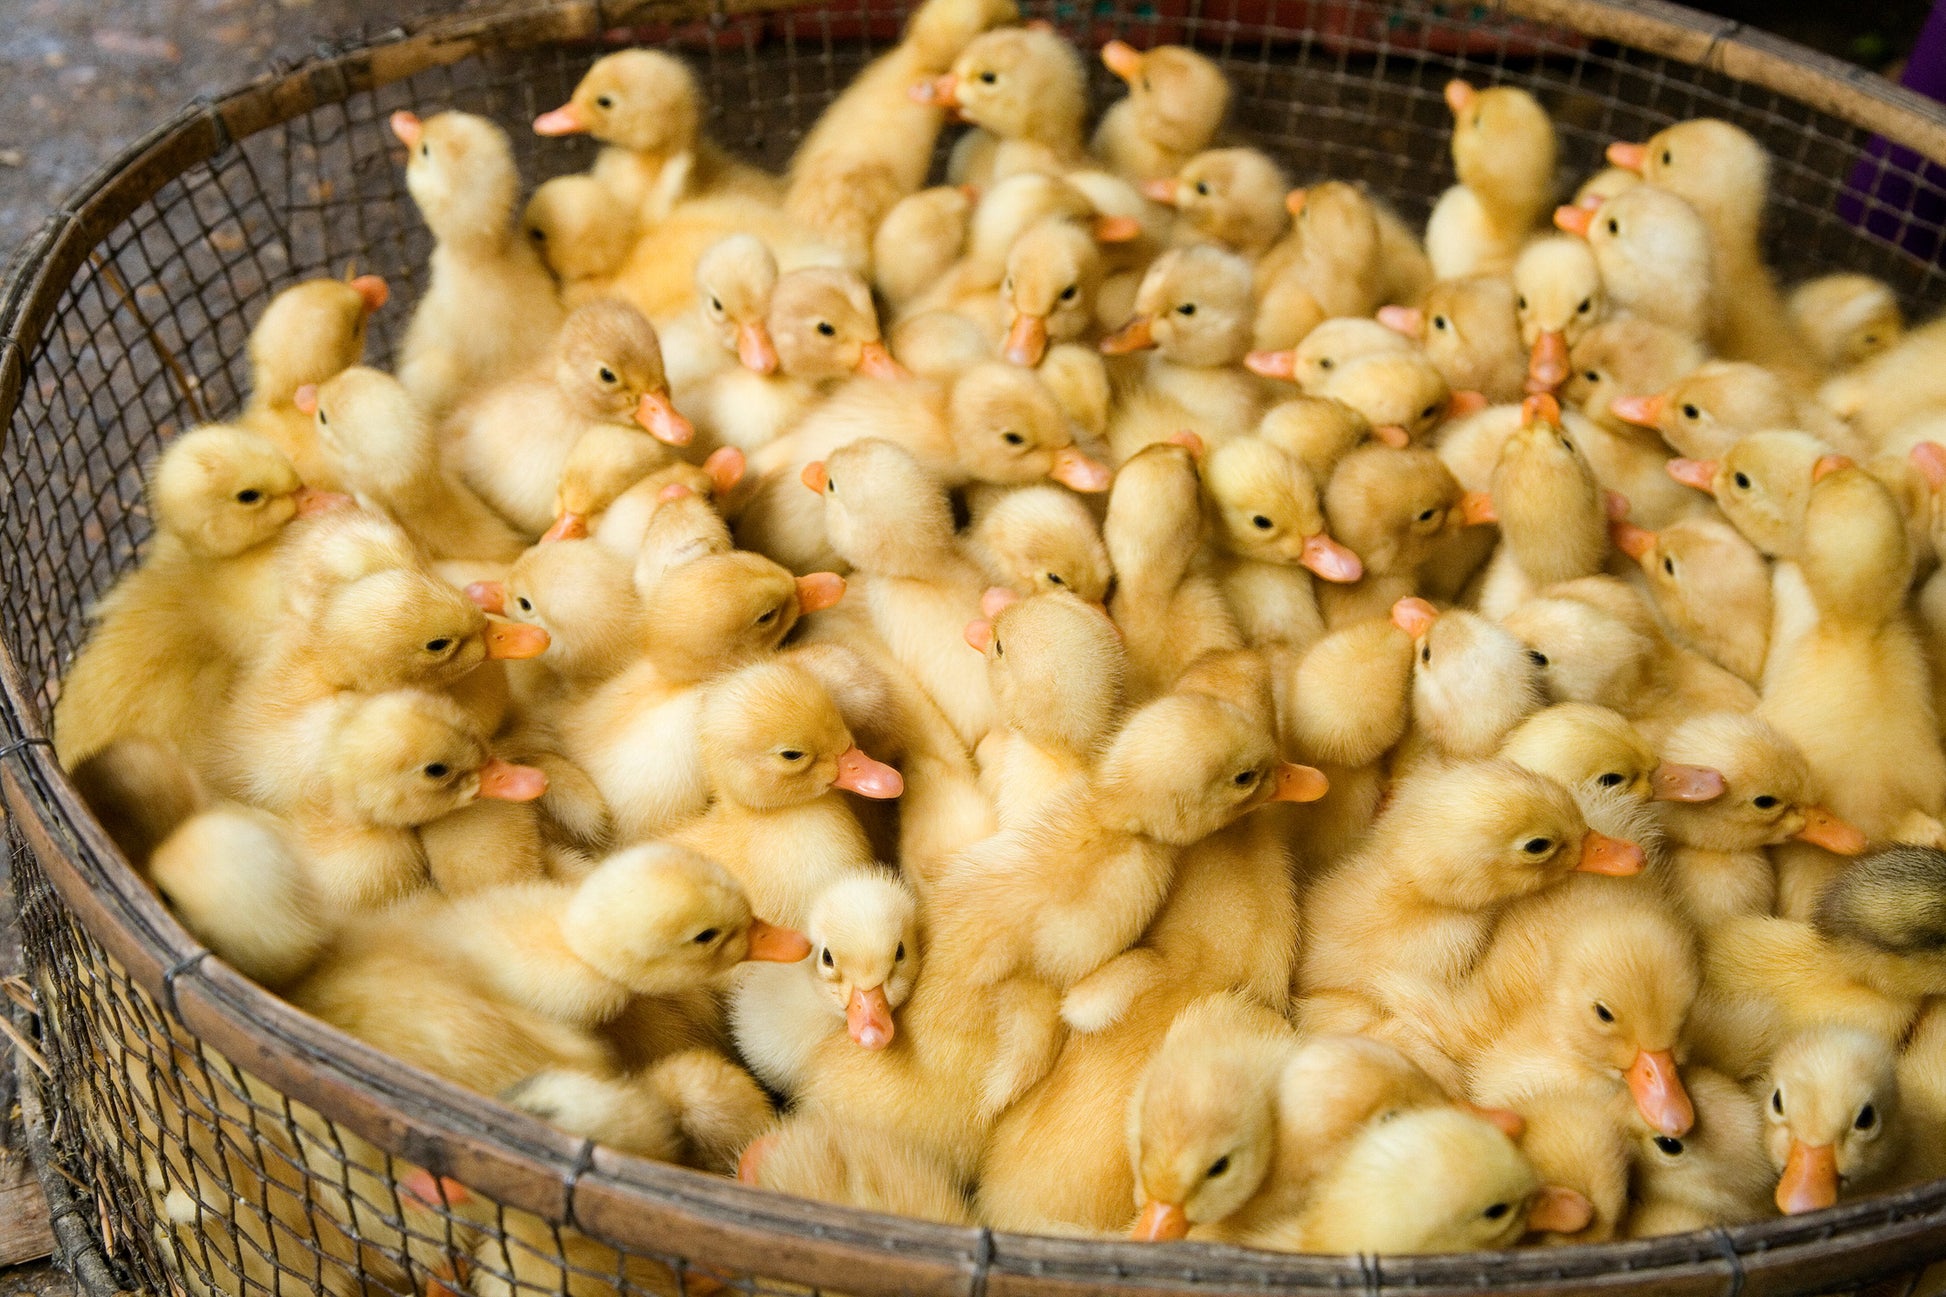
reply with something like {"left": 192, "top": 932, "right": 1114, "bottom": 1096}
{"left": 1842, "top": 0, "right": 1946, "bottom": 259}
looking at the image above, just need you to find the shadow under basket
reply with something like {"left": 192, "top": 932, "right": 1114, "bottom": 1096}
{"left": 7, "top": 0, "right": 1946, "bottom": 1293}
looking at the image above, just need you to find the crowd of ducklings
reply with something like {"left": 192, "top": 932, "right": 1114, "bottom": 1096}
{"left": 50, "top": 0, "right": 1946, "bottom": 1275}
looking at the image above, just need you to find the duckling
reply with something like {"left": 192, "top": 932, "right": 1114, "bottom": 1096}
{"left": 1255, "top": 394, "right": 1377, "bottom": 480}
{"left": 1606, "top": 120, "right": 1816, "bottom": 384}
{"left": 520, "top": 173, "right": 637, "bottom": 305}
{"left": 929, "top": 25, "right": 1089, "bottom": 185}
{"left": 534, "top": 49, "right": 776, "bottom": 220}
{"left": 1247, "top": 314, "right": 1410, "bottom": 395}
{"left": 1252, "top": 182, "right": 1386, "bottom": 349}
{"left": 1612, "top": 361, "right": 1848, "bottom": 462}
{"left": 148, "top": 805, "right": 332, "bottom": 991}
{"left": 875, "top": 184, "right": 978, "bottom": 311}
{"left": 301, "top": 367, "right": 525, "bottom": 562}
{"left": 391, "top": 110, "right": 564, "bottom": 421}
{"left": 669, "top": 656, "right": 901, "bottom": 926}
{"left": 506, "top": 1049, "right": 771, "bottom": 1171}
{"left": 1610, "top": 512, "right": 1771, "bottom": 684}
{"left": 1102, "top": 245, "right": 1263, "bottom": 460}
{"left": 657, "top": 232, "right": 779, "bottom": 391}
{"left": 1471, "top": 394, "right": 1610, "bottom": 618}
{"left": 1562, "top": 314, "right": 1707, "bottom": 444}
{"left": 1553, "top": 185, "right": 1714, "bottom": 343}
{"left": 1381, "top": 275, "right": 1527, "bottom": 403}
{"left": 1200, "top": 435, "right": 1362, "bottom": 649}
{"left": 1403, "top": 604, "right": 1547, "bottom": 764}
{"left": 1818, "top": 314, "right": 1946, "bottom": 445}
{"left": 1496, "top": 1083, "right": 1634, "bottom": 1245}
{"left": 1788, "top": 274, "right": 1902, "bottom": 374}
{"left": 1513, "top": 237, "right": 1604, "bottom": 394}
{"left": 1575, "top": 165, "right": 1642, "bottom": 209}
{"left": 237, "top": 275, "right": 387, "bottom": 490}
{"left": 1763, "top": 1027, "right": 1903, "bottom": 1214}
{"left": 1500, "top": 701, "right": 1724, "bottom": 818}
{"left": 738, "top": 1112, "right": 972, "bottom": 1223}
{"left": 965, "top": 484, "right": 1112, "bottom": 603}
{"left": 1625, "top": 1066, "right": 1773, "bottom": 1236}
{"left": 1091, "top": 42, "right": 1230, "bottom": 185}
{"left": 986, "top": 217, "right": 1105, "bottom": 367}
{"left": 1426, "top": 81, "right": 1558, "bottom": 279}
{"left": 448, "top": 298, "right": 689, "bottom": 537}
{"left": 1317, "top": 445, "right": 1467, "bottom": 628}
{"left": 1145, "top": 148, "right": 1289, "bottom": 259}
{"left": 1312, "top": 348, "right": 1454, "bottom": 448}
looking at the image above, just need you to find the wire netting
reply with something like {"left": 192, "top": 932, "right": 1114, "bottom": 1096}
{"left": 8, "top": 1, "right": 1946, "bottom": 1293}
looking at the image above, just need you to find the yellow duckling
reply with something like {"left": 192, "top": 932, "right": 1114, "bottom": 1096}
{"left": 1553, "top": 184, "right": 1714, "bottom": 344}
{"left": 521, "top": 172, "right": 637, "bottom": 306}
{"left": 1764, "top": 1026, "right": 1904, "bottom": 1215}
{"left": 237, "top": 274, "right": 387, "bottom": 490}
{"left": 1144, "top": 148, "right": 1290, "bottom": 260}
{"left": 965, "top": 484, "right": 1112, "bottom": 603}
{"left": 1561, "top": 313, "right": 1707, "bottom": 447}
{"left": 1818, "top": 313, "right": 1946, "bottom": 444}
{"left": 1613, "top": 360, "right": 1848, "bottom": 462}
{"left": 1469, "top": 394, "right": 1610, "bottom": 618}
{"left": 1318, "top": 445, "right": 1469, "bottom": 628}
{"left": 1512, "top": 236, "right": 1603, "bottom": 395}
{"left": 1247, "top": 313, "right": 1409, "bottom": 395}
{"left": 1379, "top": 274, "right": 1526, "bottom": 403}
{"left": 1788, "top": 273, "right": 1903, "bottom": 373}
{"left": 657, "top": 232, "right": 779, "bottom": 391}
{"left": 1255, "top": 393, "right": 1378, "bottom": 481}
{"left": 926, "top": 25, "right": 1089, "bottom": 184}
{"left": 1426, "top": 80, "right": 1558, "bottom": 279}
{"left": 737, "top": 1111, "right": 971, "bottom": 1223}
{"left": 1610, "top": 511, "right": 1771, "bottom": 684}
{"left": 1201, "top": 435, "right": 1363, "bottom": 649}
{"left": 874, "top": 184, "right": 978, "bottom": 311}
{"left": 1252, "top": 181, "right": 1386, "bottom": 349}
{"left": 1400, "top": 601, "right": 1547, "bottom": 764}
{"left": 1625, "top": 1066, "right": 1773, "bottom": 1236}
{"left": 1091, "top": 41, "right": 1230, "bottom": 184}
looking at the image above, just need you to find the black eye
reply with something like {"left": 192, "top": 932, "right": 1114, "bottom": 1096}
{"left": 1660, "top": 149, "right": 1672, "bottom": 166}
{"left": 694, "top": 928, "right": 720, "bottom": 944}
{"left": 1654, "top": 1136, "right": 1684, "bottom": 1155}
{"left": 598, "top": 367, "right": 617, "bottom": 384}
{"left": 1232, "top": 770, "right": 1259, "bottom": 787}
{"left": 423, "top": 763, "right": 449, "bottom": 778}
{"left": 1681, "top": 403, "right": 1700, "bottom": 420}
{"left": 1060, "top": 284, "right": 1078, "bottom": 302}
{"left": 1422, "top": 403, "right": 1440, "bottom": 420}
{"left": 236, "top": 489, "right": 262, "bottom": 504}
{"left": 1606, "top": 219, "right": 1619, "bottom": 236}
{"left": 1753, "top": 795, "right": 1780, "bottom": 810}
{"left": 1483, "top": 1202, "right": 1511, "bottom": 1220}
{"left": 1318, "top": 357, "right": 1334, "bottom": 370}
{"left": 816, "top": 321, "right": 837, "bottom": 337}
{"left": 1045, "top": 572, "right": 1065, "bottom": 585}
{"left": 1733, "top": 472, "right": 1751, "bottom": 489}
{"left": 1433, "top": 316, "right": 1449, "bottom": 331}
{"left": 821, "top": 946, "right": 835, "bottom": 966}
{"left": 426, "top": 638, "right": 452, "bottom": 652}
{"left": 420, "top": 143, "right": 431, "bottom": 159}
{"left": 1584, "top": 370, "right": 1601, "bottom": 383}
{"left": 1251, "top": 514, "right": 1273, "bottom": 530}
{"left": 779, "top": 749, "right": 806, "bottom": 761}
{"left": 596, "top": 94, "right": 615, "bottom": 109}
{"left": 317, "top": 409, "right": 329, "bottom": 427}
{"left": 1517, "top": 295, "right": 1529, "bottom": 311}
{"left": 529, "top": 227, "right": 546, "bottom": 243}
{"left": 1594, "top": 1001, "right": 1615, "bottom": 1022}
{"left": 1577, "top": 298, "right": 1592, "bottom": 314}
{"left": 1857, "top": 1103, "right": 1877, "bottom": 1130}
{"left": 1597, "top": 772, "right": 1625, "bottom": 788}
{"left": 756, "top": 606, "right": 780, "bottom": 625}
{"left": 1527, "top": 650, "right": 1548, "bottom": 667}
{"left": 979, "top": 70, "right": 997, "bottom": 84}
{"left": 710, "top": 296, "right": 723, "bottom": 311}
{"left": 1194, "top": 181, "right": 1210, "bottom": 196}
{"left": 517, "top": 597, "right": 533, "bottom": 612}
{"left": 1417, "top": 508, "right": 1436, "bottom": 522}
{"left": 895, "top": 942, "right": 906, "bottom": 960}
{"left": 1523, "top": 837, "right": 1554, "bottom": 854}
{"left": 1420, "top": 644, "right": 1431, "bottom": 664}
{"left": 1206, "top": 1156, "right": 1230, "bottom": 1178}
{"left": 1176, "top": 303, "right": 1196, "bottom": 316}
{"left": 1002, "top": 431, "right": 1026, "bottom": 446}
{"left": 1662, "top": 557, "right": 1675, "bottom": 576}
{"left": 993, "top": 639, "right": 1003, "bottom": 656}
{"left": 1772, "top": 1089, "right": 1784, "bottom": 1115}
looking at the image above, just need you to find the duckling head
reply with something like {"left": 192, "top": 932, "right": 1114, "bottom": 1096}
{"left": 641, "top": 550, "right": 831, "bottom": 680}
{"left": 1500, "top": 702, "right": 1697, "bottom": 807}
{"left": 327, "top": 688, "right": 546, "bottom": 827}
{"left": 1615, "top": 360, "right": 1800, "bottom": 462}
{"left": 1323, "top": 445, "right": 1464, "bottom": 577}
{"left": 522, "top": 174, "right": 635, "bottom": 285}
{"left": 1671, "top": 429, "right": 1831, "bottom": 558}
{"left": 1513, "top": 237, "right": 1603, "bottom": 393}
{"left": 554, "top": 299, "right": 691, "bottom": 446}
{"left": 535, "top": 49, "right": 701, "bottom": 156}
{"left": 999, "top": 219, "right": 1101, "bottom": 366}
{"left": 813, "top": 438, "right": 956, "bottom": 576}
{"left": 1203, "top": 437, "right": 1362, "bottom": 581}
{"left": 1255, "top": 394, "right": 1374, "bottom": 473}
{"left": 1484, "top": 395, "right": 1608, "bottom": 586}
{"left": 974, "top": 590, "right": 1125, "bottom": 755}
{"left": 967, "top": 485, "right": 1111, "bottom": 602}
{"left": 769, "top": 266, "right": 901, "bottom": 382}
{"left": 313, "top": 567, "right": 547, "bottom": 689}
{"left": 1407, "top": 274, "right": 1522, "bottom": 394}
{"left": 393, "top": 110, "right": 518, "bottom": 248}
{"left": 309, "top": 366, "right": 435, "bottom": 495}
{"left": 498, "top": 539, "right": 644, "bottom": 681}
{"left": 1410, "top": 609, "right": 1545, "bottom": 758}
{"left": 1151, "top": 148, "right": 1288, "bottom": 254}
{"left": 1616, "top": 514, "right": 1770, "bottom": 649}
{"left": 1608, "top": 118, "right": 1768, "bottom": 246}
{"left": 1259, "top": 315, "right": 1409, "bottom": 394}
{"left": 1103, "top": 440, "right": 1204, "bottom": 587}
{"left": 804, "top": 873, "right": 920, "bottom": 1050}
{"left": 1789, "top": 273, "right": 1903, "bottom": 371}
{"left": 1287, "top": 180, "right": 1382, "bottom": 274}
{"left": 945, "top": 362, "right": 1109, "bottom": 490}
{"left": 1628, "top": 1066, "right": 1773, "bottom": 1235}
{"left": 1446, "top": 81, "right": 1556, "bottom": 219}
{"left": 1656, "top": 712, "right": 1864, "bottom": 854}
{"left": 1102, "top": 41, "right": 1230, "bottom": 158}
{"left": 150, "top": 425, "right": 321, "bottom": 557}
{"left": 1562, "top": 316, "right": 1707, "bottom": 436}
{"left": 1763, "top": 1026, "right": 1900, "bottom": 1215}
{"left": 1096, "top": 691, "right": 1324, "bottom": 844}
{"left": 1102, "top": 244, "right": 1254, "bottom": 368}
{"left": 698, "top": 658, "right": 901, "bottom": 810}
{"left": 1559, "top": 185, "right": 1712, "bottom": 330}
{"left": 697, "top": 233, "right": 780, "bottom": 374}
{"left": 936, "top": 26, "right": 1085, "bottom": 144}
{"left": 247, "top": 275, "right": 385, "bottom": 403}
{"left": 564, "top": 843, "right": 811, "bottom": 997}
{"left": 1316, "top": 350, "right": 1452, "bottom": 447}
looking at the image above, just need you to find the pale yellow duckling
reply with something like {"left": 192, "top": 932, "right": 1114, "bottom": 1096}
{"left": 1426, "top": 80, "right": 1558, "bottom": 279}
{"left": 1788, "top": 274, "right": 1903, "bottom": 374}
{"left": 1379, "top": 274, "right": 1526, "bottom": 403}
{"left": 237, "top": 274, "right": 387, "bottom": 490}
{"left": 1610, "top": 512, "right": 1771, "bottom": 684}
{"left": 1469, "top": 394, "right": 1610, "bottom": 618}
{"left": 1201, "top": 435, "right": 1362, "bottom": 648}
{"left": 737, "top": 1111, "right": 972, "bottom": 1223}
{"left": 1252, "top": 181, "right": 1385, "bottom": 349}
{"left": 1311, "top": 348, "right": 1455, "bottom": 448}
{"left": 1402, "top": 602, "right": 1547, "bottom": 764}
{"left": 1562, "top": 314, "right": 1707, "bottom": 443}
{"left": 1612, "top": 360, "right": 1847, "bottom": 462}
{"left": 1255, "top": 393, "right": 1377, "bottom": 480}
{"left": 1318, "top": 445, "right": 1469, "bottom": 628}
{"left": 874, "top": 184, "right": 978, "bottom": 311}
{"left": 1764, "top": 1027, "right": 1904, "bottom": 1215}
{"left": 989, "top": 217, "right": 1106, "bottom": 366}
{"left": 1145, "top": 148, "right": 1289, "bottom": 259}
{"left": 1625, "top": 1066, "right": 1773, "bottom": 1236}
{"left": 1103, "top": 244, "right": 1263, "bottom": 460}
{"left": 1512, "top": 236, "right": 1603, "bottom": 394}
{"left": 1553, "top": 184, "right": 1714, "bottom": 343}
{"left": 391, "top": 110, "right": 564, "bottom": 421}
{"left": 1500, "top": 702, "right": 1726, "bottom": 818}
{"left": 504, "top": 1049, "right": 772, "bottom": 1172}
{"left": 1091, "top": 41, "right": 1230, "bottom": 184}
{"left": 520, "top": 173, "right": 637, "bottom": 305}
{"left": 658, "top": 232, "right": 779, "bottom": 391}
{"left": 148, "top": 805, "right": 332, "bottom": 991}
{"left": 1574, "top": 165, "right": 1642, "bottom": 208}
{"left": 1818, "top": 314, "right": 1946, "bottom": 445}
{"left": 965, "top": 484, "right": 1112, "bottom": 603}
{"left": 928, "top": 25, "right": 1089, "bottom": 184}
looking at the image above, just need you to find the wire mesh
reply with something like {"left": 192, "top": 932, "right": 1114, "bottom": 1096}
{"left": 8, "top": 0, "right": 1946, "bottom": 1294}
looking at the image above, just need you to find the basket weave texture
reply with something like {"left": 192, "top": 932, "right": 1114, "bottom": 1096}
{"left": 9, "top": 1, "right": 1946, "bottom": 1293}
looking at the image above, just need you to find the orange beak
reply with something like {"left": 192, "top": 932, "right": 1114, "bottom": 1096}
{"left": 1609, "top": 392, "right": 1665, "bottom": 428}
{"left": 1666, "top": 458, "right": 1718, "bottom": 492}
{"left": 484, "top": 619, "right": 551, "bottom": 660}
{"left": 910, "top": 73, "right": 959, "bottom": 106}
{"left": 1522, "top": 391, "right": 1563, "bottom": 427}
{"left": 1244, "top": 348, "right": 1298, "bottom": 380}
{"left": 1284, "top": 189, "right": 1308, "bottom": 217}
{"left": 846, "top": 984, "right": 896, "bottom": 1049}
{"left": 1776, "top": 1140, "right": 1839, "bottom": 1215}
{"left": 855, "top": 339, "right": 909, "bottom": 380}
{"left": 1792, "top": 805, "right": 1867, "bottom": 855}
{"left": 1091, "top": 214, "right": 1143, "bottom": 243}
{"left": 1606, "top": 140, "right": 1649, "bottom": 172}
{"left": 704, "top": 446, "right": 746, "bottom": 496}
{"left": 1526, "top": 331, "right": 1569, "bottom": 394}
{"left": 1626, "top": 1048, "right": 1694, "bottom": 1136}
{"left": 533, "top": 102, "right": 588, "bottom": 136}
{"left": 1099, "top": 316, "right": 1157, "bottom": 355}
{"left": 1526, "top": 1185, "right": 1594, "bottom": 1236}
{"left": 1460, "top": 1101, "right": 1526, "bottom": 1140}
{"left": 464, "top": 580, "right": 507, "bottom": 615}
{"left": 389, "top": 111, "right": 424, "bottom": 150}
{"left": 1101, "top": 39, "right": 1144, "bottom": 83}
{"left": 1166, "top": 430, "right": 1205, "bottom": 458}
{"left": 293, "top": 487, "right": 352, "bottom": 518}
{"left": 964, "top": 617, "right": 994, "bottom": 652}
{"left": 1048, "top": 445, "right": 1113, "bottom": 492}
{"left": 1651, "top": 762, "right": 1727, "bottom": 803}
{"left": 801, "top": 460, "right": 829, "bottom": 494}
{"left": 293, "top": 383, "right": 319, "bottom": 416}
{"left": 1391, "top": 596, "right": 1440, "bottom": 638}
{"left": 744, "top": 918, "right": 813, "bottom": 963}
{"left": 476, "top": 758, "right": 550, "bottom": 802}
{"left": 1443, "top": 78, "right": 1478, "bottom": 115}
{"left": 1812, "top": 453, "right": 1854, "bottom": 484}
{"left": 1300, "top": 532, "right": 1364, "bottom": 583}
{"left": 794, "top": 572, "right": 847, "bottom": 613}
{"left": 660, "top": 482, "right": 694, "bottom": 503}
{"left": 1372, "top": 425, "right": 1411, "bottom": 449}
{"left": 981, "top": 586, "right": 1021, "bottom": 618}
{"left": 1271, "top": 762, "right": 1330, "bottom": 803}
{"left": 350, "top": 275, "right": 389, "bottom": 314}
{"left": 1459, "top": 490, "right": 1498, "bottom": 526}
{"left": 1611, "top": 518, "right": 1656, "bottom": 561}
{"left": 832, "top": 745, "right": 903, "bottom": 799}
{"left": 1130, "top": 1200, "right": 1189, "bottom": 1242}
{"left": 634, "top": 390, "right": 694, "bottom": 446}
{"left": 1449, "top": 390, "right": 1487, "bottom": 416}
{"left": 541, "top": 512, "right": 588, "bottom": 543}
{"left": 736, "top": 320, "right": 779, "bottom": 375}
{"left": 1141, "top": 177, "right": 1181, "bottom": 207}
{"left": 737, "top": 1132, "right": 778, "bottom": 1185}
{"left": 1911, "top": 440, "right": 1946, "bottom": 490}
{"left": 1553, "top": 203, "right": 1596, "bottom": 238}
{"left": 1376, "top": 304, "right": 1423, "bottom": 338}
{"left": 1576, "top": 830, "right": 1645, "bottom": 876}
{"left": 1004, "top": 312, "right": 1050, "bottom": 367}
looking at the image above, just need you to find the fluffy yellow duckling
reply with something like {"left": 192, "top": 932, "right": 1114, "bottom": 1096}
{"left": 738, "top": 1111, "right": 972, "bottom": 1223}
{"left": 1553, "top": 184, "right": 1714, "bottom": 344}
{"left": 447, "top": 298, "right": 690, "bottom": 537}
{"left": 1625, "top": 1066, "right": 1773, "bottom": 1236}
{"left": 926, "top": 25, "right": 1089, "bottom": 184}
{"left": 657, "top": 232, "right": 779, "bottom": 390}
{"left": 521, "top": 172, "right": 637, "bottom": 305}
{"left": 1788, "top": 273, "right": 1903, "bottom": 373}
{"left": 1379, "top": 274, "right": 1527, "bottom": 403}
{"left": 983, "top": 217, "right": 1106, "bottom": 366}
{"left": 237, "top": 274, "right": 387, "bottom": 490}
{"left": 1426, "top": 80, "right": 1558, "bottom": 279}
{"left": 1144, "top": 148, "right": 1289, "bottom": 259}
{"left": 1470, "top": 394, "right": 1610, "bottom": 618}
{"left": 1818, "top": 314, "right": 1946, "bottom": 444}
{"left": 965, "top": 484, "right": 1112, "bottom": 603}
{"left": 391, "top": 110, "right": 564, "bottom": 421}
{"left": 1248, "top": 313, "right": 1409, "bottom": 395}
{"left": 1312, "top": 348, "right": 1456, "bottom": 448}
{"left": 1614, "top": 360, "right": 1847, "bottom": 462}
{"left": 533, "top": 49, "right": 776, "bottom": 220}
{"left": 301, "top": 366, "right": 525, "bottom": 561}
{"left": 1317, "top": 446, "right": 1468, "bottom": 628}
{"left": 1499, "top": 701, "right": 1725, "bottom": 816}
{"left": 1611, "top": 511, "right": 1770, "bottom": 683}
{"left": 1200, "top": 435, "right": 1362, "bottom": 648}
{"left": 1562, "top": 313, "right": 1707, "bottom": 441}
{"left": 53, "top": 426, "right": 343, "bottom": 768}
{"left": 148, "top": 805, "right": 333, "bottom": 991}
{"left": 1401, "top": 601, "right": 1547, "bottom": 764}
{"left": 1764, "top": 1026, "right": 1903, "bottom": 1215}
{"left": 504, "top": 1050, "right": 772, "bottom": 1172}
{"left": 874, "top": 184, "right": 978, "bottom": 310}
{"left": 1091, "top": 41, "right": 1230, "bottom": 184}
{"left": 1512, "top": 236, "right": 1604, "bottom": 394}
{"left": 1252, "top": 181, "right": 1386, "bottom": 349}
{"left": 1102, "top": 244, "right": 1263, "bottom": 460}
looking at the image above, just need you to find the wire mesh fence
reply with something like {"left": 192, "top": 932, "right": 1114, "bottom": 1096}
{"left": 9, "top": 0, "right": 1946, "bottom": 1293}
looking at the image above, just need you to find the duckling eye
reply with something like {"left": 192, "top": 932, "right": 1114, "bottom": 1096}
{"left": 895, "top": 942, "right": 907, "bottom": 960}
{"left": 1176, "top": 303, "right": 1197, "bottom": 316}
{"left": 1527, "top": 650, "right": 1548, "bottom": 667}
{"left": 1232, "top": 769, "right": 1259, "bottom": 788}
{"left": 517, "top": 596, "right": 533, "bottom": 612}
{"left": 1045, "top": 572, "right": 1065, "bottom": 586}
{"left": 1432, "top": 316, "right": 1449, "bottom": 331}
{"left": 1422, "top": 403, "right": 1440, "bottom": 420}
{"left": 709, "top": 295, "right": 724, "bottom": 313}
{"left": 1594, "top": 1001, "right": 1615, "bottom": 1022}
{"left": 1060, "top": 284, "right": 1079, "bottom": 302}
{"left": 1653, "top": 1135, "right": 1685, "bottom": 1156}
{"left": 1420, "top": 644, "right": 1431, "bottom": 664}
{"left": 816, "top": 321, "right": 837, "bottom": 337}
{"left": 779, "top": 749, "right": 806, "bottom": 761}
{"left": 1194, "top": 181, "right": 1210, "bottom": 196}
{"left": 1251, "top": 514, "right": 1274, "bottom": 530}
{"left": 1772, "top": 1088, "right": 1784, "bottom": 1115}
{"left": 821, "top": 946, "right": 835, "bottom": 966}
{"left": 1416, "top": 508, "right": 1436, "bottom": 522}
{"left": 1662, "top": 557, "right": 1675, "bottom": 576}
{"left": 1606, "top": 219, "right": 1619, "bottom": 236}
{"left": 1516, "top": 295, "right": 1529, "bottom": 311}
{"left": 1753, "top": 794, "right": 1780, "bottom": 810}
{"left": 1584, "top": 370, "right": 1601, "bottom": 383}
{"left": 1856, "top": 1103, "right": 1878, "bottom": 1130}
{"left": 756, "top": 605, "right": 780, "bottom": 626}
{"left": 426, "top": 638, "right": 453, "bottom": 653}
{"left": 595, "top": 94, "right": 615, "bottom": 109}
{"left": 693, "top": 928, "right": 720, "bottom": 945}
{"left": 598, "top": 367, "right": 618, "bottom": 384}
{"left": 529, "top": 228, "right": 546, "bottom": 243}
{"left": 1482, "top": 1202, "right": 1511, "bottom": 1220}
{"left": 992, "top": 639, "right": 1003, "bottom": 657}
{"left": 1597, "top": 772, "right": 1626, "bottom": 788}
{"left": 1523, "top": 836, "right": 1554, "bottom": 855}
{"left": 1660, "top": 149, "right": 1673, "bottom": 166}
{"left": 1206, "top": 1156, "right": 1230, "bottom": 1178}
{"left": 235, "top": 489, "right": 262, "bottom": 504}
{"left": 423, "top": 763, "right": 449, "bottom": 779}
{"left": 1733, "top": 472, "right": 1751, "bottom": 490}
{"left": 1681, "top": 403, "right": 1701, "bottom": 420}
{"left": 979, "top": 70, "right": 998, "bottom": 84}
{"left": 1318, "top": 357, "right": 1334, "bottom": 370}
{"left": 420, "top": 143, "right": 431, "bottom": 159}
{"left": 317, "top": 409, "right": 329, "bottom": 427}
{"left": 1576, "top": 298, "right": 1592, "bottom": 314}
{"left": 1002, "top": 430, "right": 1027, "bottom": 446}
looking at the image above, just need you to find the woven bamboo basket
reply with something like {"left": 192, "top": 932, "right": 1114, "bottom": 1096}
{"left": 8, "top": 0, "right": 1946, "bottom": 1293}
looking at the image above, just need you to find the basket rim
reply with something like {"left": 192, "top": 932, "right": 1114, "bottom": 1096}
{"left": 7, "top": 0, "right": 1946, "bottom": 1292}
